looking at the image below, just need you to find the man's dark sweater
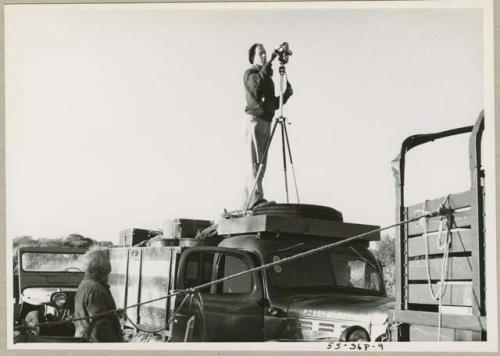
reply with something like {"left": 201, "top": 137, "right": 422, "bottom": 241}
{"left": 244, "top": 63, "right": 292, "bottom": 121}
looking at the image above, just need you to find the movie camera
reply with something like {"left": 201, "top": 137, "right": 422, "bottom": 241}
{"left": 274, "top": 42, "right": 293, "bottom": 64}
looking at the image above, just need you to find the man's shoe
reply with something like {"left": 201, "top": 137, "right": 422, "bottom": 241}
{"left": 258, "top": 200, "right": 276, "bottom": 207}
{"left": 252, "top": 199, "right": 276, "bottom": 209}
{"left": 251, "top": 198, "right": 267, "bottom": 209}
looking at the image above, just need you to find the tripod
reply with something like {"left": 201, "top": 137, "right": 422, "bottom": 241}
{"left": 244, "top": 64, "right": 300, "bottom": 212}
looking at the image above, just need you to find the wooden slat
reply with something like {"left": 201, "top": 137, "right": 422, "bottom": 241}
{"left": 408, "top": 229, "right": 474, "bottom": 257}
{"left": 408, "top": 256, "right": 474, "bottom": 280}
{"left": 125, "top": 249, "right": 142, "bottom": 325}
{"left": 391, "top": 309, "right": 486, "bottom": 332}
{"left": 407, "top": 191, "right": 472, "bottom": 217}
{"left": 407, "top": 209, "right": 473, "bottom": 235}
{"left": 108, "top": 248, "right": 129, "bottom": 311}
{"left": 409, "top": 325, "right": 455, "bottom": 341}
{"left": 137, "top": 247, "right": 172, "bottom": 327}
{"left": 409, "top": 325, "right": 481, "bottom": 341}
{"left": 408, "top": 281, "right": 473, "bottom": 306}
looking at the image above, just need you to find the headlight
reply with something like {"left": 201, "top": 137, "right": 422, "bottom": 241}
{"left": 51, "top": 292, "right": 68, "bottom": 308}
{"left": 340, "top": 326, "right": 370, "bottom": 342}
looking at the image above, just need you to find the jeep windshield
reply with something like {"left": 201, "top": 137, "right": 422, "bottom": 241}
{"left": 21, "top": 252, "right": 85, "bottom": 272}
{"left": 267, "top": 246, "right": 383, "bottom": 295}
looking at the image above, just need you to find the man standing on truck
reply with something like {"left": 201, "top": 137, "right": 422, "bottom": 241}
{"left": 74, "top": 247, "right": 122, "bottom": 342}
{"left": 242, "top": 43, "right": 293, "bottom": 209}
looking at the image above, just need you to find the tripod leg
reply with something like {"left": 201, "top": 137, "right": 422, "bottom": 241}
{"left": 280, "top": 120, "right": 289, "bottom": 203}
{"left": 244, "top": 119, "right": 280, "bottom": 213}
{"left": 283, "top": 123, "right": 300, "bottom": 203}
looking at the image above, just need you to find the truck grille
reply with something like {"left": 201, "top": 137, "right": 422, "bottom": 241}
{"left": 298, "top": 320, "right": 313, "bottom": 331}
{"left": 295, "top": 318, "right": 337, "bottom": 339}
{"left": 318, "top": 322, "right": 335, "bottom": 333}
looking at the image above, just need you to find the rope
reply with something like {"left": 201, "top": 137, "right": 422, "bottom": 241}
{"left": 14, "top": 290, "right": 187, "bottom": 332}
{"left": 185, "top": 212, "right": 439, "bottom": 295}
{"left": 186, "top": 290, "right": 207, "bottom": 341}
{"left": 16, "top": 206, "right": 446, "bottom": 336}
{"left": 414, "top": 195, "right": 452, "bottom": 342}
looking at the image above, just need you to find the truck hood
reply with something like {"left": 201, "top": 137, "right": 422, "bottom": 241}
{"left": 274, "top": 292, "right": 394, "bottom": 341}
{"left": 21, "top": 287, "right": 77, "bottom": 306}
{"left": 283, "top": 292, "right": 394, "bottom": 323}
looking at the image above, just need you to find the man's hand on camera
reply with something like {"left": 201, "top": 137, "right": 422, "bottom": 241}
{"left": 270, "top": 51, "right": 278, "bottom": 62}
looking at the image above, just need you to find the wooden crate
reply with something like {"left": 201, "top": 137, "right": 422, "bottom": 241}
{"left": 119, "top": 228, "right": 160, "bottom": 246}
{"left": 163, "top": 219, "right": 211, "bottom": 239}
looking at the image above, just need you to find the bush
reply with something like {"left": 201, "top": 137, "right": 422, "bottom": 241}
{"left": 370, "top": 234, "right": 396, "bottom": 297}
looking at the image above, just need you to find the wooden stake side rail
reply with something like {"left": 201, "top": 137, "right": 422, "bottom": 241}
{"left": 109, "top": 246, "right": 180, "bottom": 334}
{"left": 391, "top": 111, "right": 486, "bottom": 341}
{"left": 402, "top": 191, "right": 476, "bottom": 306}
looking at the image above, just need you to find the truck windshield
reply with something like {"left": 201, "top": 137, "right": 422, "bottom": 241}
{"left": 21, "top": 252, "right": 85, "bottom": 272}
{"left": 268, "top": 248, "right": 383, "bottom": 294}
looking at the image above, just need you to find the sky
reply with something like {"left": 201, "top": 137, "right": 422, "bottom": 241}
{"left": 5, "top": 3, "right": 486, "bottom": 243}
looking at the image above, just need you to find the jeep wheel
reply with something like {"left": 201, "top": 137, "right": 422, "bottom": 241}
{"left": 253, "top": 203, "right": 343, "bottom": 222}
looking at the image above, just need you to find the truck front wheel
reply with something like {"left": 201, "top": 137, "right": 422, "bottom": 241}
{"left": 340, "top": 326, "right": 370, "bottom": 342}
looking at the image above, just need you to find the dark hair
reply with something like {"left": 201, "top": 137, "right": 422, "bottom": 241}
{"left": 248, "top": 43, "right": 263, "bottom": 64}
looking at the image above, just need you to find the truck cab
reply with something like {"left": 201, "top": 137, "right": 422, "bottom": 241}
{"left": 171, "top": 235, "right": 391, "bottom": 342}
{"left": 167, "top": 209, "right": 392, "bottom": 342}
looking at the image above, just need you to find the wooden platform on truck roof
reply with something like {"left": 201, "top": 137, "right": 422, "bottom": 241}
{"left": 217, "top": 215, "right": 380, "bottom": 241}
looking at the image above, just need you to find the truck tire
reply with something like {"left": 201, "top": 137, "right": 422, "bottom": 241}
{"left": 253, "top": 203, "right": 343, "bottom": 222}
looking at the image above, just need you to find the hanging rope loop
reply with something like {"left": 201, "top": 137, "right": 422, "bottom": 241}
{"left": 413, "top": 194, "right": 452, "bottom": 342}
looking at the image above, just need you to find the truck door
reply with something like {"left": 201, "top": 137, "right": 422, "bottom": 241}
{"left": 173, "top": 247, "right": 265, "bottom": 342}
